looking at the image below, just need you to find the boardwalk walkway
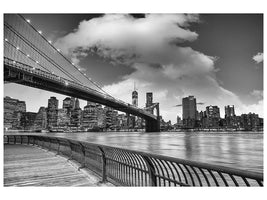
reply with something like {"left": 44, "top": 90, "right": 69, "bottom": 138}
{"left": 4, "top": 144, "right": 113, "bottom": 187}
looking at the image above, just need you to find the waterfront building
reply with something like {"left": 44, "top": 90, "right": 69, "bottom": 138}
{"left": 71, "top": 97, "right": 76, "bottom": 110}
{"left": 206, "top": 105, "right": 220, "bottom": 128}
{"left": 47, "top": 96, "right": 58, "bottom": 129}
{"left": 182, "top": 96, "right": 197, "bottom": 128}
{"left": 176, "top": 116, "right": 183, "bottom": 128}
{"left": 71, "top": 108, "right": 82, "bottom": 129}
{"left": 21, "top": 112, "right": 37, "bottom": 130}
{"left": 146, "top": 92, "right": 153, "bottom": 114}
{"left": 132, "top": 85, "right": 138, "bottom": 107}
{"left": 34, "top": 107, "right": 47, "bottom": 130}
{"left": 104, "top": 106, "right": 118, "bottom": 130}
{"left": 63, "top": 97, "right": 72, "bottom": 115}
{"left": 96, "top": 105, "right": 105, "bottom": 129}
{"left": 240, "top": 113, "right": 260, "bottom": 131}
{"left": 75, "top": 98, "right": 80, "bottom": 109}
{"left": 82, "top": 101, "right": 98, "bottom": 130}
{"left": 4, "top": 96, "right": 26, "bottom": 130}
{"left": 57, "top": 108, "right": 70, "bottom": 129}
{"left": 117, "top": 114, "right": 128, "bottom": 129}
{"left": 225, "top": 105, "right": 236, "bottom": 128}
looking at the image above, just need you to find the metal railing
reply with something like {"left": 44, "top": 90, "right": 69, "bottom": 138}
{"left": 4, "top": 135, "right": 263, "bottom": 187}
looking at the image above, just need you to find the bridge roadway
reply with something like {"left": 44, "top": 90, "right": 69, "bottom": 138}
{"left": 4, "top": 58, "right": 160, "bottom": 132}
{"left": 4, "top": 144, "right": 113, "bottom": 186}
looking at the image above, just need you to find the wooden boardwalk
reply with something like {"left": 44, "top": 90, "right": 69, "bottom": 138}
{"left": 4, "top": 144, "right": 113, "bottom": 187}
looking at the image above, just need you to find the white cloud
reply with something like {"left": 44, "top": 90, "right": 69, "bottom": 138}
{"left": 56, "top": 14, "right": 263, "bottom": 122}
{"left": 250, "top": 90, "right": 263, "bottom": 100}
{"left": 253, "top": 52, "right": 263, "bottom": 64}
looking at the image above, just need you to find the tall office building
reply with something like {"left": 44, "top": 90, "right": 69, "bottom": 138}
{"left": 225, "top": 105, "right": 235, "bottom": 117}
{"left": 63, "top": 97, "right": 72, "bottom": 115}
{"left": 182, "top": 96, "right": 197, "bottom": 128}
{"left": 47, "top": 96, "right": 58, "bottom": 129}
{"left": 75, "top": 98, "right": 80, "bottom": 109}
{"left": 146, "top": 92, "right": 153, "bottom": 114}
{"left": 34, "top": 107, "right": 47, "bottom": 130}
{"left": 71, "top": 97, "right": 76, "bottom": 110}
{"left": 70, "top": 98, "right": 82, "bottom": 128}
{"left": 206, "top": 105, "right": 220, "bottom": 128}
{"left": 21, "top": 112, "right": 37, "bottom": 130}
{"left": 57, "top": 108, "right": 70, "bottom": 129}
{"left": 4, "top": 96, "right": 26, "bottom": 130}
{"left": 132, "top": 84, "right": 138, "bottom": 107}
{"left": 225, "top": 105, "right": 236, "bottom": 128}
{"left": 82, "top": 101, "right": 98, "bottom": 130}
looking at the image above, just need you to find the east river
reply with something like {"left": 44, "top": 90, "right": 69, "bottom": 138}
{"left": 6, "top": 131, "right": 263, "bottom": 173}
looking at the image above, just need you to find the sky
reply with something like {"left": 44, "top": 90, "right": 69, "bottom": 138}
{"left": 4, "top": 14, "right": 263, "bottom": 123}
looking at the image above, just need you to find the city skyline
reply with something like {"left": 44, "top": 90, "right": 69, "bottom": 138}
{"left": 4, "top": 14, "right": 263, "bottom": 122}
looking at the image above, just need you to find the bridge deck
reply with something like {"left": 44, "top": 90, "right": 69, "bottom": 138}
{"left": 4, "top": 144, "right": 113, "bottom": 186}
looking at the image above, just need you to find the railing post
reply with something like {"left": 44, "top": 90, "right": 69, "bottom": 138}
{"left": 67, "top": 140, "right": 73, "bottom": 160}
{"left": 27, "top": 136, "right": 30, "bottom": 145}
{"left": 98, "top": 146, "right": 107, "bottom": 183}
{"left": 142, "top": 155, "right": 157, "bottom": 186}
{"left": 20, "top": 135, "right": 23, "bottom": 144}
{"left": 78, "top": 142, "right": 86, "bottom": 170}
{"left": 56, "top": 138, "right": 60, "bottom": 155}
{"left": 14, "top": 135, "right": 16, "bottom": 144}
{"left": 7, "top": 135, "right": 9, "bottom": 144}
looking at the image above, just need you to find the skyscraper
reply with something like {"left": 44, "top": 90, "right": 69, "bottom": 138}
{"left": 206, "top": 105, "right": 220, "bottom": 128}
{"left": 70, "top": 98, "right": 82, "bottom": 129}
{"left": 132, "top": 84, "right": 138, "bottom": 107}
{"left": 225, "top": 105, "right": 236, "bottom": 128}
{"left": 182, "top": 96, "right": 197, "bottom": 128}
{"left": 63, "top": 97, "right": 72, "bottom": 115}
{"left": 4, "top": 96, "right": 26, "bottom": 130}
{"left": 225, "top": 105, "right": 235, "bottom": 118}
{"left": 71, "top": 97, "right": 76, "bottom": 110}
{"left": 34, "top": 107, "right": 47, "bottom": 130}
{"left": 75, "top": 98, "right": 80, "bottom": 109}
{"left": 47, "top": 96, "right": 58, "bottom": 129}
{"left": 82, "top": 101, "right": 98, "bottom": 130}
{"left": 146, "top": 92, "right": 153, "bottom": 114}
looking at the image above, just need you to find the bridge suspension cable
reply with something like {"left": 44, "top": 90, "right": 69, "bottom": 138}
{"left": 18, "top": 14, "right": 115, "bottom": 98}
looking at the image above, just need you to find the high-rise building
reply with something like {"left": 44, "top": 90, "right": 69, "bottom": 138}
{"left": 146, "top": 92, "right": 153, "bottom": 114}
{"left": 225, "top": 105, "right": 236, "bottom": 128}
{"left": 132, "top": 84, "right": 138, "bottom": 107}
{"left": 57, "top": 108, "right": 70, "bottom": 129}
{"left": 225, "top": 105, "right": 235, "bottom": 117}
{"left": 82, "top": 101, "right": 98, "bottom": 130}
{"left": 75, "top": 98, "right": 80, "bottom": 109}
{"left": 182, "top": 96, "right": 197, "bottom": 128}
{"left": 21, "top": 112, "right": 37, "bottom": 130}
{"left": 34, "top": 107, "right": 47, "bottom": 130}
{"left": 47, "top": 96, "right": 58, "bottom": 129}
{"left": 240, "top": 113, "right": 260, "bottom": 131}
{"left": 70, "top": 99, "right": 82, "bottom": 129}
{"left": 96, "top": 104, "right": 105, "bottom": 128}
{"left": 206, "top": 105, "right": 220, "bottom": 128}
{"left": 63, "top": 97, "right": 72, "bottom": 115}
{"left": 71, "top": 97, "right": 76, "bottom": 110}
{"left": 4, "top": 96, "right": 26, "bottom": 130}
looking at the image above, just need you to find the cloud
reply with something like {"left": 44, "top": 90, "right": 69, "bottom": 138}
{"left": 250, "top": 90, "right": 263, "bottom": 100}
{"left": 56, "top": 14, "right": 263, "bottom": 122}
{"left": 253, "top": 52, "right": 263, "bottom": 64}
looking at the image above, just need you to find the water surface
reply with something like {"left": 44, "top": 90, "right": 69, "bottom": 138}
{"left": 7, "top": 131, "right": 263, "bottom": 173}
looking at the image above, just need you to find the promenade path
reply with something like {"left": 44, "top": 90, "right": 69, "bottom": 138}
{"left": 4, "top": 144, "right": 113, "bottom": 186}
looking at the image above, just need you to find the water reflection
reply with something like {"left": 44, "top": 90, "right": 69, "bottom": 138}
{"left": 8, "top": 131, "right": 263, "bottom": 173}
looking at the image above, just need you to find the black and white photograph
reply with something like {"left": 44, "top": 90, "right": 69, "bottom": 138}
{"left": 1, "top": 0, "right": 266, "bottom": 199}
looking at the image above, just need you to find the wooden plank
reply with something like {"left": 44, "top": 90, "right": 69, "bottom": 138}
{"left": 4, "top": 144, "right": 113, "bottom": 187}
